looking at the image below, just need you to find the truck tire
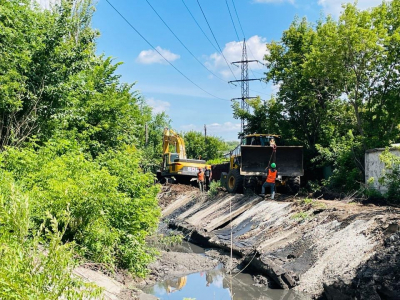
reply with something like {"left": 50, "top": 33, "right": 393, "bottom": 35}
{"left": 226, "top": 169, "right": 243, "bottom": 193}
{"left": 243, "top": 176, "right": 258, "bottom": 194}
{"left": 287, "top": 176, "right": 300, "bottom": 194}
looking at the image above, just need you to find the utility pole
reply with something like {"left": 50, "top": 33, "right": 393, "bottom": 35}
{"left": 229, "top": 39, "right": 263, "bottom": 134}
{"left": 204, "top": 124, "right": 207, "bottom": 144}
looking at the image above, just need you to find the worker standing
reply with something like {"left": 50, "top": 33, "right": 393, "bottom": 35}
{"left": 204, "top": 166, "right": 212, "bottom": 191}
{"left": 260, "top": 163, "right": 277, "bottom": 199}
{"left": 197, "top": 167, "right": 205, "bottom": 192}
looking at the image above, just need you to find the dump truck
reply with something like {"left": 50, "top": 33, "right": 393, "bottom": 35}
{"left": 157, "top": 128, "right": 209, "bottom": 184}
{"left": 221, "top": 134, "right": 303, "bottom": 194}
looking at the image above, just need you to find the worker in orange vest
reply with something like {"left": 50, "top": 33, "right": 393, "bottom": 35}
{"left": 197, "top": 167, "right": 205, "bottom": 192}
{"left": 260, "top": 163, "right": 277, "bottom": 199}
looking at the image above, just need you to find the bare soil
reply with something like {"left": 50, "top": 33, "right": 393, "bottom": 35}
{"left": 158, "top": 183, "right": 198, "bottom": 209}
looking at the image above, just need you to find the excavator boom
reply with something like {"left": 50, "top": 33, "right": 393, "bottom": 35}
{"left": 163, "top": 128, "right": 186, "bottom": 159}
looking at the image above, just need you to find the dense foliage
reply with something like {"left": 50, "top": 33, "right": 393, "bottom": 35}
{"left": 0, "top": 169, "right": 101, "bottom": 299}
{"left": 233, "top": 0, "right": 400, "bottom": 194}
{"left": 379, "top": 148, "right": 400, "bottom": 202}
{"left": 0, "top": 0, "right": 168, "bottom": 296}
{"left": 182, "top": 130, "right": 231, "bottom": 162}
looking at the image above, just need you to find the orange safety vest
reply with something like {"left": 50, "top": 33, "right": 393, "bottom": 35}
{"left": 198, "top": 171, "right": 204, "bottom": 181}
{"left": 266, "top": 169, "right": 277, "bottom": 183}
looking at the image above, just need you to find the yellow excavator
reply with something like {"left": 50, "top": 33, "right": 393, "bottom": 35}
{"left": 157, "top": 128, "right": 209, "bottom": 184}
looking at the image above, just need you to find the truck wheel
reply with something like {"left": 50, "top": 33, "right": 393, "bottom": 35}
{"left": 287, "top": 176, "right": 300, "bottom": 194}
{"left": 226, "top": 169, "right": 243, "bottom": 193}
{"left": 244, "top": 176, "right": 257, "bottom": 194}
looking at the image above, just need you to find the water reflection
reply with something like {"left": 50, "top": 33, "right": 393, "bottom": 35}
{"left": 145, "top": 266, "right": 311, "bottom": 300}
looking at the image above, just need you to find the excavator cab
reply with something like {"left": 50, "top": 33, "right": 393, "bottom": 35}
{"left": 163, "top": 153, "right": 179, "bottom": 171}
{"left": 158, "top": 128, "right": 209, "bottom": 184}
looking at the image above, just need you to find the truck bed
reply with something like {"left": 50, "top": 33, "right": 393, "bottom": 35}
{"left": 240, "top": 145, "right": 304, "bottom": 176}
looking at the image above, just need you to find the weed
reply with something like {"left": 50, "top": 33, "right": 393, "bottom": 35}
{"left": 300, "top": 198, "right": 314, "bottom": 205}
{"left": 147, "top": 233, "right": 183, "bottom": 250}
{"left": 208, "top": 180, "right": 221, "bottom": 197}
{"left": 291, "top": 211, "right": 310, "bottom": 221}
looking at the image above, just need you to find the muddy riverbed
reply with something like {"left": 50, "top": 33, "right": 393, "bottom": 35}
{"left": 74, "top": 184, "right": 400, "bottom": 299}
{"left": 143, "top": 241, "right": 310, "bottom": 300}
{"left": 160, "top": 184, "right": 400, "bottom": 299}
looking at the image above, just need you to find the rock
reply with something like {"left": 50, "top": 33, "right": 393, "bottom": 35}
{"left": 73, "top": 267, "right": 124, "bottom": 300}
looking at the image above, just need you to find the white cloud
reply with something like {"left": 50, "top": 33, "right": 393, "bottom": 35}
{"left": 136, "top": 46, "right": 180, "bottom": 64}
{"left": 254, "top": 0, "right": 294, "bottom": 3}
{"left": 146, "top": 97, "right": 170, "bottom": 114}
{"left": 206, "top": 35, "right": 267, "bottom": 79}
{"left": 318, "top": 0, "right": 389, "bottom": 17}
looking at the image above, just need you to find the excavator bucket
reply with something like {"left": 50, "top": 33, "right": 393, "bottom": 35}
{"left": 240, "top": 146, "right": 304, "bottom": 176}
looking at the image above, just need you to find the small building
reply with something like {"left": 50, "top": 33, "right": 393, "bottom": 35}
{"left": 365, "top": 145, "right": 400, "bottom": 192}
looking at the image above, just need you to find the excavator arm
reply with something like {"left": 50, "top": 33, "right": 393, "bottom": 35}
{"left": 162, "top": 128, "right": 186, "bottom": 159}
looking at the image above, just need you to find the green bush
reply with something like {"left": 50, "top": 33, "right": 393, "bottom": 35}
{"left": 1, "top": 140, "right": 160, "bottom": 276}
{"left": 208, "top": 180, "right": 221, "bottom": 197}
{"left": 313, "top": 131, "right": 363, "bottom": 192}
{"left": 379, "top": 148, "right": 400, "bottom": 203}
{"left": 0, "top": 171, "right": 101, "bottom": 299}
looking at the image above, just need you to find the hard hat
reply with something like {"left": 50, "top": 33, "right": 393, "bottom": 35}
{"left": 271, "top": 163, "right": 276, "bottom": 168}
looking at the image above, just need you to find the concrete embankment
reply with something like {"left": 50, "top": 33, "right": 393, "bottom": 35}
{"left": 162, "top": 186, "right": 400, "bottom": 299}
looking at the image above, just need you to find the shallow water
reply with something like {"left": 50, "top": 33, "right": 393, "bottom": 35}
{"left": 146, "top": 241, "right": 311, "bottom": 300}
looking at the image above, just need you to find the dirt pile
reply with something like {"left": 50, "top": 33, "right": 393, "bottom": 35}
{"left": 162, "top": 186, "right": 400, "bottom": 299}
{"left": 158, "top": 183, "right": 198, "bottom": 209}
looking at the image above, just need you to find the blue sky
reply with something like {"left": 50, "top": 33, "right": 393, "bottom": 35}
{"left": 88, "top": 0, "right": 385, "bottom": 141}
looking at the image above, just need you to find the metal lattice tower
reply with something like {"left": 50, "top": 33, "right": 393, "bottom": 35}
{"left": 229, "top": 39, "right": 262, "bottom": 134}
{"left": 240, "top": 39, "right": 249, "bottom": 131}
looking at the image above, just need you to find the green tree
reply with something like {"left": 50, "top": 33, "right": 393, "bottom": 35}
{"left": 238, "top": 1, "right": 400, "bottom": 190}
{"left": 0, "top": 0, "right": 97, "bottom": 148}
{"left": 232, "top": 97, "right": 287, "bottom": 138}
{"left": 183, "top": 131, "right": 227, "bottom": 161}
{"left": 0, "top": 0, "right": 168, "bottom": 283}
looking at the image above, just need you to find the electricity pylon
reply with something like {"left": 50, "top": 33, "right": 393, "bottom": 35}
{"left": 229, "top": 39, "right": 262, "bottom": 134}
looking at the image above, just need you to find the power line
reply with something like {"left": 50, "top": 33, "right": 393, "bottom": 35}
{"left": 196, "top": 0, "right": 238, "bottom": 81}
{"left": 145, "top": 0, "right": 227, "bottom": 84}
{"left": 249, "top": 88, "right": 270, "bottom": 97}
{"left": 231, "top": 0, "right": 245, "bottom": 39}
{"left": 181, "top": 0, "right": 219, "bottom": 53}
{"left": 231, "top": 0, "right": 266, "bottom": 91}
{"left": 225, "top": 0, "right": 240, "bottom": 41}
{"left": 104, "top": 0, "right": 229, "bottom": 102}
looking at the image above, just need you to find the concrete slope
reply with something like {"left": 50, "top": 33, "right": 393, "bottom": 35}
{"left": 165, "top": 190, "right": 400, "bottom": 299}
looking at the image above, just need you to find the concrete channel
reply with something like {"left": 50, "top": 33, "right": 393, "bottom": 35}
{"left": 161, "top": 187, "right": 400, "bottom": 299}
